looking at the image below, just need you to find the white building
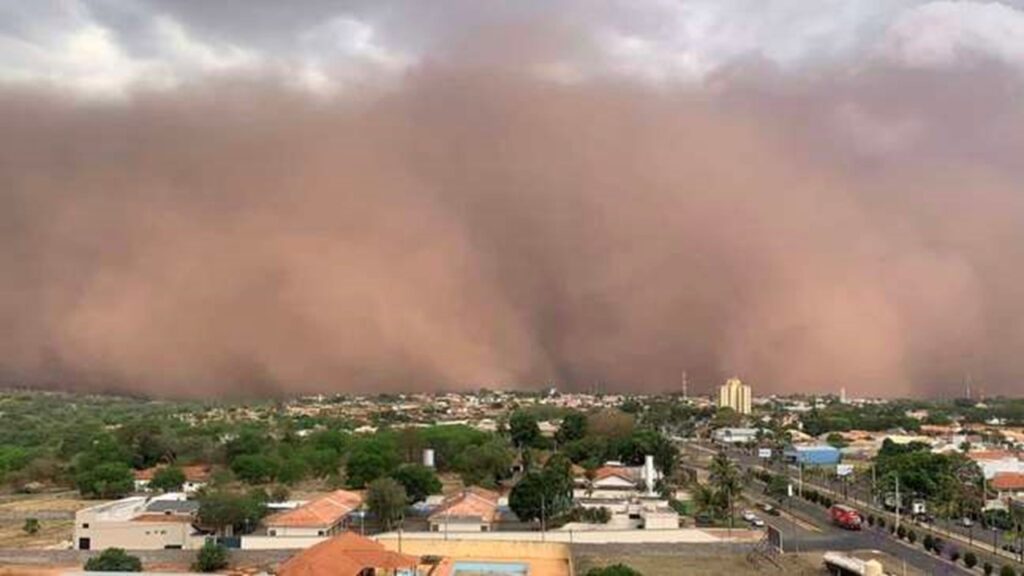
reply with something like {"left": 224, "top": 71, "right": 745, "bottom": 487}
{"left": 74, "top": 493, "right": 205, "bottom": 551}
{"left": 718, "top": 377, "right": 752, "bottom": 415}
{"left": 263, "top": 490, "right": 364, "bottom": 538}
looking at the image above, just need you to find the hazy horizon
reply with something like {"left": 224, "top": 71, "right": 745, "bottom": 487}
{"left": 3, "top": 1, "right": 1024, "bottom": 398}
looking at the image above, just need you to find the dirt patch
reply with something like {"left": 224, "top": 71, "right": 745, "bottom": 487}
{"left": 0, "top": 520, "right": 72, "bottom": 549}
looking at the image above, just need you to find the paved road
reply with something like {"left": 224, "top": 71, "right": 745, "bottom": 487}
{"left": 680, "top": 441, "right": 978, "bottom": 575}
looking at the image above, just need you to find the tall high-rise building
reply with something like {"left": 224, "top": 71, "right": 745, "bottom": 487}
{"left": 718, "top": 377, "right": 752, "bottom": 414}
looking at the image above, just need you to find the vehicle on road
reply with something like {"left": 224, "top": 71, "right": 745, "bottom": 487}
{"left": 758, "top": 503, "right": 780, "bottom": 516}
{"left": 749, "top": 516, "right": 765, "bottom": 528}
{"left": 829, "top": 504, "right": 863, "bottom": 530}
{"left": 741, "top": 510, "right": 757, "bottom": 522}
{"left": 961, "top": 517, "right": 974, "bottom": 528}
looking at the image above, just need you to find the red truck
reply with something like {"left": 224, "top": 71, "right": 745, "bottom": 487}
{"left": 829, "top": 504, "right": 863, "bottom": 530}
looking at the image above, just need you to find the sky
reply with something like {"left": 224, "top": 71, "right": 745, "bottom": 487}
{"left": 2, "top": 1, "right": 1024, "bottom": 398}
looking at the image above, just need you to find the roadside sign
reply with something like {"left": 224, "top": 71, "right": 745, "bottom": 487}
{"left": 787, "top": 483, "right": 794, "bottom": 498}
{"left": 836, "top": 464, "right": 854, "bottom": 477}
{"left": 758, "top": 448, "right": 772, "bottom": 459}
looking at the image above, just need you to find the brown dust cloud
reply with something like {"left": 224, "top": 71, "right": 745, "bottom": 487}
{"left": 2, "top": 51, "right": 1024, "bottom": 398}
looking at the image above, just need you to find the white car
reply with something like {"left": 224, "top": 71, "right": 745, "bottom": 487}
{"left": 961, "top": 517, "right": 974, "bottom": 528}
{"left": 749, "top": 517, "right": 765, "bottom": 528}
{"left": 741, "top": 510, "right": 757, "bottom": 522}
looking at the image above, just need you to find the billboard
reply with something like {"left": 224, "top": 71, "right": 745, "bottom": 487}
{"left": 836, "top": 464, "right": 854, "bottom": 477}
{"left": 767, "top": 525, "right": 784, "bottom": 553}
{"left": 758, "top": 448, "right": 772, "bottom": 459}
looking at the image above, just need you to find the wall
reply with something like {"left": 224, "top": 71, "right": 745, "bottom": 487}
{"left": 241, "top": 535, "right": 326, "bottom": 550}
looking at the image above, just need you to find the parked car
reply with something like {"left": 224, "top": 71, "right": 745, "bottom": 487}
{"left": 749, "top": 516, "right": 765, "bottom": 528}
{"left": 695, "top": 514, "right": 714, "bottom": 527}
{"left": 914, "top": 513, "right": 935, "bottom": 524}
{"left": 741, "top": 510, "right": 757, "bottom": 522}
{"left": 759, "top": 503, "right": 781, "bottom": 516}
{"left": 961, "top": 517, "right": 974, "bottom": 528}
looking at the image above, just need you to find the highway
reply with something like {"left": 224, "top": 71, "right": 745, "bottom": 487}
{"left": 681, "top": 441, "right": 980, "bottom": 575}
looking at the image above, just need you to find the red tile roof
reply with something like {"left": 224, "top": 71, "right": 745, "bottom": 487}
{"left": 594, "top": 466, "right": 636, "bottom": 483}
{"left": 265, "top": 490, "right": 364, "bottom": 528}
{"left": 993, "top": 472, "right": 1024, "bottom": 491}
{"left": 429, "top": 487, "right": 500, "bottom": 523}
{"left": 277, "top": 532, "right": 419, "bottom": 576}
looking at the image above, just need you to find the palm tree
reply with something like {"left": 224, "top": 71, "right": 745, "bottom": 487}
{"left": 709, "top": 451, "right": 742, "bottom": 528}
{"left": 692, "top": 483, "right": 723, "bottom": 519}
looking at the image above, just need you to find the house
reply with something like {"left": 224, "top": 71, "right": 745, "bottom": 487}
{"left": 992, "top": 473, "right": 1024, "bottom": 501}
{"left": 133, "top": 465, "right": 212, "bottom": 494}
{"left": 264, "top": 490, "right": 364, "bottom": 538}
{"left": 970, "top": 451, "right": 1024, "bottom": 480}
{"left": 427, "top": 487, "right": 500, "bottom": 533}
{"left": 74, "top": 493, "right": 206, "bottom": 550}
{"left": 277, "top": 532, "right": 420, "bottom": 576}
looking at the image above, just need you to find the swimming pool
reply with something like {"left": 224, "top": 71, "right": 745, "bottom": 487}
{"left": 451, "top": 561, "right": 529, "bottom": 575}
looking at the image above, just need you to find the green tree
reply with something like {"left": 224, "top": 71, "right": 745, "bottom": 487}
{"left": 366, "top": 477, "right": 407, "bottom": 530}
{"left": 192, "top": 540, "right": 229, "bottom": 572}
{"left": 586, "top": 564, "right": 643, "bottom": 576}
{"left": 509, "top": 410, "right": 541, "bottom": 449}
{"left": 765, "top": 474, "right": 789, "bottom": 501}
{"left": 964, "top": 552, "right": 977, "bottom": 569}
{"left": 556, "top": 412, "right": 588, "bottom": 444}
{"left": 76, "top": 462, "right": 134, "bottom": 499}
{"left": 197, "top": 489, "right": 267, "bottom": 535}
{"left": 1000, "top": 566, "right": 1016, "bottom": 576}
{"left": 391, "top": 464, "right": 441, "bottom": 504}
{"left": 84, "top": 548, "right": 142, "bottom": 572}
{"left": 231, "top": 454, "right": 279, "bottom": 484}
{"left": 22, "top": 518, "right": 40, "bottom": 535}
{"left": 455, "top": 439, "right": 513, "bottom": 488}
{"left": 150, "top": 466, "right": 186, "bottom": 492}
{"left": 709, "top": 451, "right": 742, "bottom": 527}
{"left": 509, "top": 472, "right": 548, "bottom": 523}
{"left": 346, "top": 441, "right": 399, "bottom": 488}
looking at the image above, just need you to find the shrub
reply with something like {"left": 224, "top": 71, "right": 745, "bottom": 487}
{"left": 192, "top": 541, "right": 229, "bottom": 572}
{"left": 984, "top": 562, "right": 992, "bottom": 575}
{"left": 867, "top": 514, "right": 875, "bottom": 526}
{"left": 932, "top": 537, "right": 944, "bottom": 555}
{"left": 22, "top": 518, "right": 40, "bottom": 535}
{"left": 948, "top": 547, "right": 960, "bottom": 563}
{"left": 907, "top": 529, "right": 917, "bottom": 544}
{"left": 923, "top": 534, "right": 934, "bottom": 551}
{"left": 878, "top": 517, "right": 886, "bottom": 529}
{"left": 964, "top": 552, "right": 977, "bottom": 569}
{"left": 897, "top": 525, "right": 906, "bottom": 539}
{"left": 84, "top": 548, "right": 142, "bottom": 572}
{"left": 1000, "top": 566, "right": 1016, "bottom": 576}
{"left": 586, "top": 564, "right": 643, "bottom": 576}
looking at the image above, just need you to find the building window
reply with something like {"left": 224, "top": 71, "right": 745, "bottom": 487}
{"left": 81, "top": 523, "right": 89, "bottom": 529}
{"left": 318, "top": 530, "right": 325, "bottom": 536}
{"left": 269, "top": 530, "right": 276, "bottom": 536}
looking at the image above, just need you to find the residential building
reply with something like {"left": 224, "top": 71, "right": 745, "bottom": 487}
{"left": 428, "top": 487, "right": 501, "bottom": 533}
{"left": 277, "top": 532, "right": 419, "bottom": 576}
{"left": 74, "top": 493, "right": 205, "bottom": 550}
{"left": 264, "top": 490, "right": 364, "bottom": 538}
{"left": 133, "top": 465, "right": 211, "bottom": 494}
{"left": 969, "top": 450, "right": 1024, "bottom": 479}
{"left": 718, "top": 378, "right": 751, "bottom": 415}
{"left": 992, "top": 473, "right": 1024, "bottom": 501}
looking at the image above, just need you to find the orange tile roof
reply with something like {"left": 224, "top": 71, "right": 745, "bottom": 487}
{"left": 266, "top": 490, "right": 364, "bottom": 528}
{"left": 993, "top": 473, "right": 1024, "bottom": 491}
{"left": 429, "top": 487, "right": 500, "bottom": 523}
{"left": 969, "top": 450, "right": 1016, "bottom": 461}
{"left": 594, "top": 466, "right": 636, "bottom": 483}
{"left": 277, "top": 532, "right": 419, "bottom": 576}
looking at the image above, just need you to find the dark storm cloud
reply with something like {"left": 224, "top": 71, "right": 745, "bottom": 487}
{"left": 2, "top": 1, "right": 1024, "bottom": 398}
